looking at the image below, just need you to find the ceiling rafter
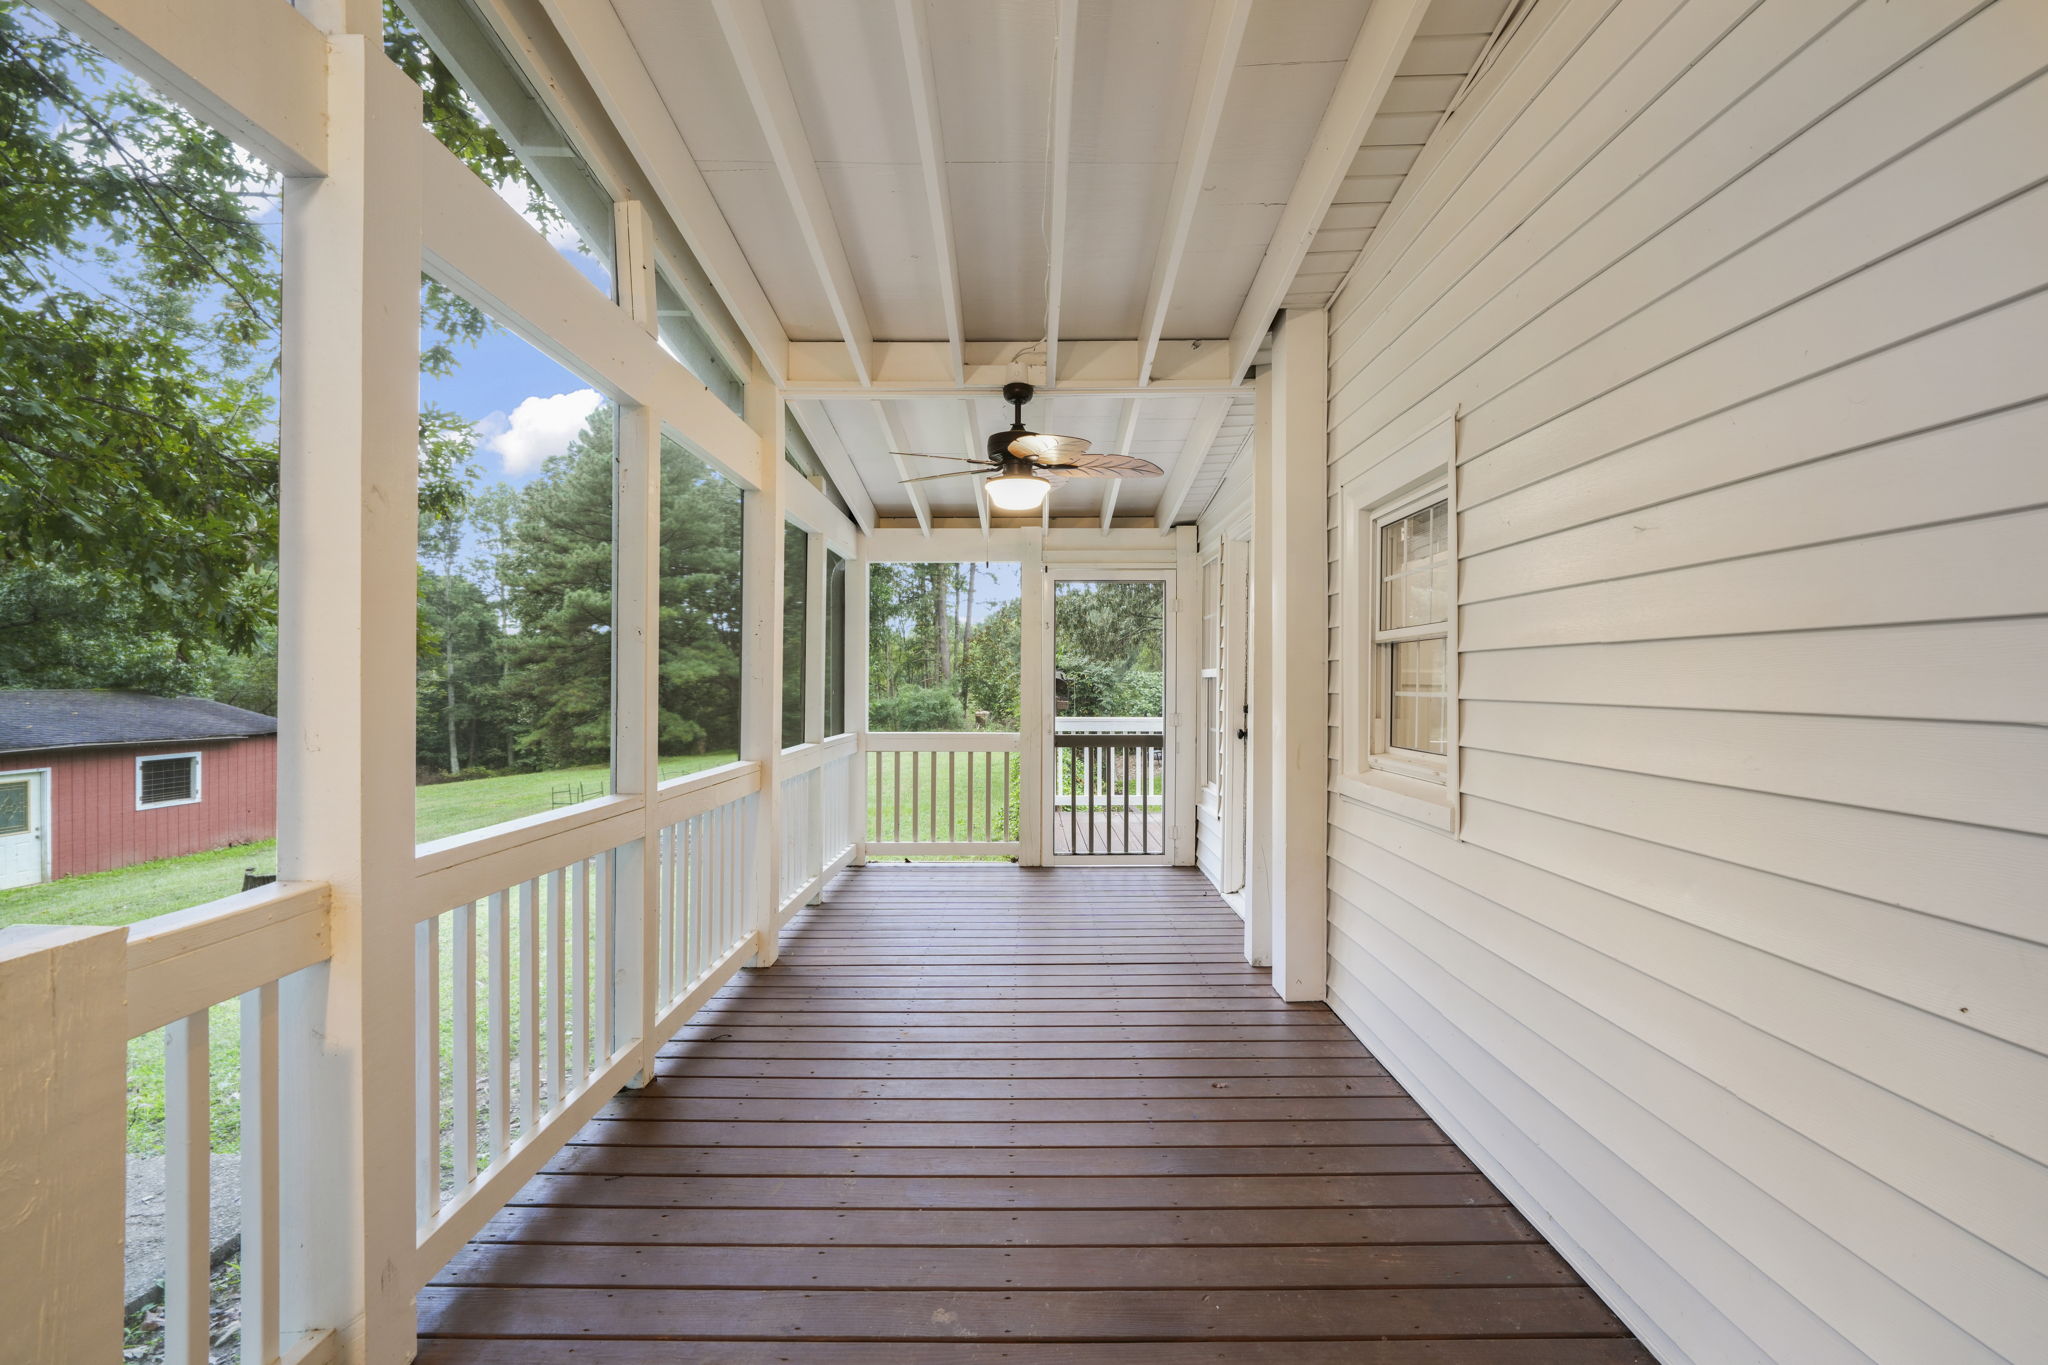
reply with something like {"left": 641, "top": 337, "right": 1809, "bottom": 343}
{"left": 1152, "top": 394, "right": 1236, "bottom": 529}
{"left": 538, "top": 0, "right": 790, "bottom": 382}
{"left": 711, "top": 0, "right": 877, "bottom": 386}
{"left": 1099, "top": 398, "right": 1143, "bottom": 534}
{"left": 1224, "top": 0, "right": 1432, "bottom": 383}
{"left": 1043, "top": 0, "right": 1079, "bottom": 388}
{"left": 1135, "top": 0, "right": 1253, "bottom": 387}
{"left": 787, "top": 400, "right": 878, "bottom": 534}
{"left": 959, "top": 399, "right": 991, "bottom": 537}
{"left": 869, "top": 400, "right": 932, "bottom": 536}
{"left": 893, "top": 0, "right": 965, "bottom": 386}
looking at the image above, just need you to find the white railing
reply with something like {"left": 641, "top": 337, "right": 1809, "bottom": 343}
{"left": 0, "top": 884, "right": 337, "bottom": 1365}
{"left": 412, "top": 850, "right": 623, "bottom": 1263}
{"left": 0, "top": 757, "right": 811, "bottom": 1363}
{"left": 1054, "top": 731, "right": 1167, "bottom": 856}
{"left": 773, "top": 735, "right": 860, "bottom": 920}
{"left": 866, "top": 731, "right": 1022, "bottom": 858}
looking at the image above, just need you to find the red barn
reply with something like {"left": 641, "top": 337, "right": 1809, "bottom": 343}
{"left": 0, "top": 691, "right": 277, "bottom": 888}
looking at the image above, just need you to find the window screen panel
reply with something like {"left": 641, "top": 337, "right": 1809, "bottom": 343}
{"left": 139, "top": 757, "right": 196, "bottom": 805}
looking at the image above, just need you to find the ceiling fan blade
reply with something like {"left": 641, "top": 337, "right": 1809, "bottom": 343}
{"left": 1038, "top": 452, "right": 1166, "bottom": 478}
{"left": 897, "top": 470, "right": 990, "bottom": 485}
{"left": 892, "top": 452, "right": 992, "bottom": 465}
{"left": 1008, "top": 432, "right": 1092, "bottom": 462}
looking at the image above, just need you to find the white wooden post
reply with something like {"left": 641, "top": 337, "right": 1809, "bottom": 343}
{"left": 1018, "top": 531, "right": 1047, "bottom": 865}
{"left": 1244, "top": 368, "right": 1274, "bottom": 967}
{"left": 740, "top": 358, "right": 785, "bottom": 963}
{"left": 847, "top": 554, "right": 870, "bottom": 863}
{"left": 1262, "top": 308, "right": 1329, "bottom": 1001}
{"left": 273, "top": 33, "right": 423, "bottom": 1361}
{"left": 0, "top": 925, "right": 127, "bottom": 1365}
{"left": 803, "top": 531, "right": 827, "bottom": 895}
{"left": 614, "top": 199, "right": 661, "bottom": 1085}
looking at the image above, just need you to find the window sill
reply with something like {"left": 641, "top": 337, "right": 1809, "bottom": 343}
{"left": 1333, "top": 768, "right": 1455, "bottom": 834}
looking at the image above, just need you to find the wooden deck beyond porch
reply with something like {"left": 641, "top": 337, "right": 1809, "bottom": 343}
{"left": 416, "top": 865, "right": 1649, "bottom": 1362}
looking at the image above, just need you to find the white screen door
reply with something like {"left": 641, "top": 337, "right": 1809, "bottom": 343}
{"left": 1044, "top": 572, "right": 1172, "bottom": 863}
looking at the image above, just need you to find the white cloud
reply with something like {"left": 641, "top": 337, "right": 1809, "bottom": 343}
{"left": 476, "top": 388, "right": 603, "bottom": 476}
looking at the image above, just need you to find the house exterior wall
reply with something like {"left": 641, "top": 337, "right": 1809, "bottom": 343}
{"left": 1318, "top": 2, "right": 2048, "bottom": 1363}
{"left": 40, "top": 736, "right": 277, "bottom": 879}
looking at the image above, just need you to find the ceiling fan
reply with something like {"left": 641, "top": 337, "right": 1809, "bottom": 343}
{"left": 893, "top": 381, "right": 1165, "bottom": 514}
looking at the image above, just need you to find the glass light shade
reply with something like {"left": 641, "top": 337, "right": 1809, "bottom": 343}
{"left": 985, "top": 472, "right": 1050, "bottom": 512}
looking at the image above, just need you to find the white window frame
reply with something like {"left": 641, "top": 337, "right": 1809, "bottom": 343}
{"left": 1336, "top": 412, "right": 1459, "bottom": 834}
{"left": 135, "top": 751, "right": 203, "bottom": 810}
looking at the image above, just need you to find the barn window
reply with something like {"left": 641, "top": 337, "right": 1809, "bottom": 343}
{"left": 136, "top": 754, "right": 201, "bottom": 809}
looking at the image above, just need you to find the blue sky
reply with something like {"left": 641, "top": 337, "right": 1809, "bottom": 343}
{"left": 424, "top": 196, "right": 615, "bottom": 493}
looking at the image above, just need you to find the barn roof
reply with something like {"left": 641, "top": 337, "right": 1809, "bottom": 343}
{"left": 0, "top": 690, "right": 277, "bottom": 755}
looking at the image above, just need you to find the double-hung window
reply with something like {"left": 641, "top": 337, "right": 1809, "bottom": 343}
{"left": 1337, "top": 412, "right": 1459, "bottom": 832}
{"left": 1371, "top": 493, "right": 1451, "bottom": 772}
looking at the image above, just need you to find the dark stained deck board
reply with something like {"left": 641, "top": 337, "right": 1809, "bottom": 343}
{"left": 417, "top": 865, "right": 1648, "bottom": 1362}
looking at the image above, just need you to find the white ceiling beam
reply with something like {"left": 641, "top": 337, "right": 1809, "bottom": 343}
{"left": 869, "top": 400, "right": 932, "bottom": 537}
{"left": 1099, "top": 398, "right": 1143, "bottom": 535}
{"left": 1152, "top": 394, "right": 1236, "bottom": 529}
{"left": 893, "top": 0, "right": 965, "bottom": 386}
{"left": 1135, "top": 0, "right": 1252, "bottom": 387}
{"left": 1043, "top": 0, "right": 1078, "bottom": 388}
{"left": 711, "top": 0, "right": 877, "bottom": 386}
{"left": 1224, "top": 0, "right": 1431, "bottom": 383}
{"left": 959, "top": 400, "right": 992, "bottom": 538}
{"left": 540, "top": 0, "right": 790, "bottom": 383}
{"left": 786, "top": 400, "right": 878, "bottom": 534}
{"left": 784, "top": 337, "right": 1244, "bottom": 396}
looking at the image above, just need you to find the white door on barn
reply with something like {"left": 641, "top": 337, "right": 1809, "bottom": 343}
{"left": 0, "top": 770, "right": 48, "bottom": 889}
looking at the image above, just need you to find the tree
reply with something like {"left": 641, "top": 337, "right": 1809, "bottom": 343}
{"left": 657, "top": 441, "right": 744, "bottom": 757}
{"left": 0, "top": 0, "right": 534, "bottom": 686}
{"left": 498, "top": 409, "right": 615, "bottom": 770}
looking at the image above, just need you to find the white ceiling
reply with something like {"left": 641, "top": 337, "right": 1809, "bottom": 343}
{"left": 582, "top": 0, "right": 1515, "bottom": 525}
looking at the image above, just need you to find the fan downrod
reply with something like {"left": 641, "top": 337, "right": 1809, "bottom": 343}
{"left": 991, "top": 380, "right": 1038, "bottom": 460}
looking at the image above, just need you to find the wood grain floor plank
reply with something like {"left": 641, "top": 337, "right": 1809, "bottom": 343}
{"left": 418, "top": 865, "right": 1641, "bottom": 1356}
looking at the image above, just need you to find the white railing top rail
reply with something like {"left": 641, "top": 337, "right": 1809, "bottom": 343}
{"left": 125, "top": 880, "right": 332, "bottom": 1037}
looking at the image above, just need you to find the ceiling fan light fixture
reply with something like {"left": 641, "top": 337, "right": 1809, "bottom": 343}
{"left": 986, "top": 471, "right": 1051, "bottom": 513}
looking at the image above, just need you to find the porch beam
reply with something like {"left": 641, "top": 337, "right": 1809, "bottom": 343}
{"left": 893, "top": 0, "right": 964, "bottom": 385}
{"left": 712, "top": 0, "right": 876, "bottom": 386}
{"left": 1154, "top": 394, "right": 1236, "bottom": 529}
{"left": 787, "top": 401, "right": 879, "bottom": 534}
{"left": 1136, "top": 0, "right": 1251, "bottom": 386}
{"left": 38, "top": 0, "right": 328, "bottom": 175}
{"left": 1225, "top": 0, "right": 1430, "bottom": 384}
{"left": 870, "top": 400, "right": 933, "bottom": 536}
{"left": 785, "top": 339, "right": 1246, "bottom": 396}
{"left": 540, "top": 0, "right": 790, "bottom": 382}
{"left": 1044, "top": 0, "right": 1078, "bottom": 386}
{"left": 1260, "top": 308, "right": 1329, "bottom": 1002}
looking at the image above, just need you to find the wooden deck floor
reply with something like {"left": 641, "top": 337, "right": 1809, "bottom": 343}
{"left": 416, "top": 865, "right": 1650, "bottom": 1364}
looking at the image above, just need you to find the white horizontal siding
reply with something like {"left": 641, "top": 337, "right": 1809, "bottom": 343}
{"left": 1317, "top": 1, "right": 2048, "bottom": 1362}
